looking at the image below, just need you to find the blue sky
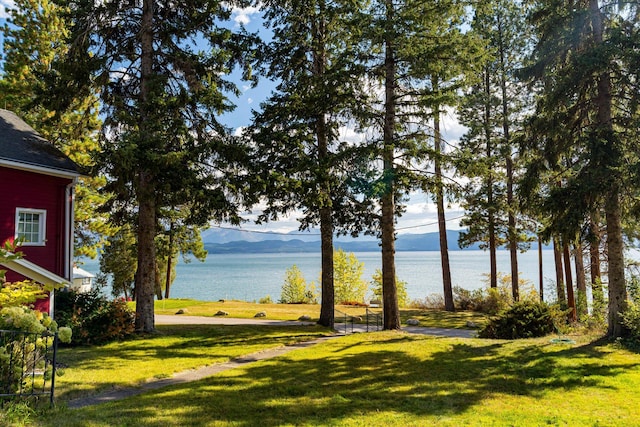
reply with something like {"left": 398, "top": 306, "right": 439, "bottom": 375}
{"left": 0, "top": 3, "right": 467, "bottom": 236}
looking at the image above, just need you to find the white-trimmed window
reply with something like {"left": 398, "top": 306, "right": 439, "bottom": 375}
{"left": 15, "top": 208, "right": 47, "bottom": 246}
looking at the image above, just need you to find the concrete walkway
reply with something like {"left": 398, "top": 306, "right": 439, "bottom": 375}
{"left": 66, "top": 336, "right": 334, "bottom": 409}
{"left": 67, "top": 315, "right": 475, "bottom": 409}
{"left": 156, "top": 314, "right": 477, "bottom": 338}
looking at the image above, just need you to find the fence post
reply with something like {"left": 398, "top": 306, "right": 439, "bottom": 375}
{"left": 50, "top": 332, "right": 58, "bottom": 407}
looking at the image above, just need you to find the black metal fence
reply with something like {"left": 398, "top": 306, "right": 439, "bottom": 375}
{"left": 334, "top": 308, "right": 383, "bottom": 334}
{"left": 0, "top": 329, "right": 58, "bottom": 407}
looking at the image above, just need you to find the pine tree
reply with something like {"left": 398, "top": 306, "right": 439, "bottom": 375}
{"left": 356, "top": 0, "right": 480, "bottom": 323}
{"left": 57, "top": 0, "right": 257, "bottom": 332}
{"left": 155, "top": 209, "right": 208, "bottom": 299}
{"left": 250, "top": 0, "right": 369, "bottom": 329}
{"left": 521, "top": 0, "right": 640, "bottom": 336}
{"left": 0, "top": 0, "right": 113, "bottom": 259}
{"left": 458, "top": 0, "right": 532, "bottom": 297}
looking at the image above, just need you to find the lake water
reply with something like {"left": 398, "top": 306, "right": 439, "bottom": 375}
{"left": 79, "top": 250, "right": 559, "bottom": 302}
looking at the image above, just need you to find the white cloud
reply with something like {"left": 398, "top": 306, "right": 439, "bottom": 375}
{"left": 0, "top": 0, "right": 15, "bottom": 18}
{"left": 247, "top": 97, "right": 253, "bottom": 105}
{"left": 232, "top": 6, "right": 260, "bottom": 26}
{"left": 440, "top": 106, "right": 467, "bottom": 147}
{"left": 338, "top": 125, "right": 366, "bottom": 145}
{"left": 232, "top": 126, "right": 245, "bottom": 137}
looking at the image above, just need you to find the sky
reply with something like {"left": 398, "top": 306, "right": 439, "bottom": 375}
{"left": 0, "top": 2, "right": 469, "bottom": 236}
{"left": 0, "top": 1, "right": 12, "bottom": 18}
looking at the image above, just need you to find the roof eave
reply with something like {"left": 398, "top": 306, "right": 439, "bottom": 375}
{"left": 0, "top": 158, "right": 82, "bottom": 179}
{"left": 1, "top": 257, "right": 71, "bottom": 287}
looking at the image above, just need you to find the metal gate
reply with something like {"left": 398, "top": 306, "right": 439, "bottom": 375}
{"left": 0, "top": 329, "right": 58, "bottom": 407}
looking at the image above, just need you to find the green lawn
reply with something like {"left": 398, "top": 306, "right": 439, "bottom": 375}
{"left": 26, "top": 327, "right": 640, "bottom": 426}
{"left": 152, "top": 299, "right": 487, "bottom": 329}
{"left": 51, "top": 324, "right": 330, "bottom": 402}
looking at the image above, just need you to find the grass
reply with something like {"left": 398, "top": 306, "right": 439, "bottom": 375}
{"left": 152, "top": 299, "right": 488, "bottom": 329}
{"left": 19, "top": 324, "right": 640, "bottom": 426}
{"left": 51, "top": 324, "right": 330, "bottom": 402}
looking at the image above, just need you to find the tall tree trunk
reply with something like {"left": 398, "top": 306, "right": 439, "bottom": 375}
{"left": 506, "top": 155, "right": 519, "bottom": 302}
{"left": 589, "top": 0, "right": 627, "bottom": 337}
{"left": 484, "top": 67, "right": 497, "bottom": 289}
{"left": 433, "top": 99, "right": 454, "bottom": 312}
{"left": 164, "top": 220, "right": 174, "bottom": 299}
{"left": 497, "top": 15, "right": 519, "bottom": 301}
{"left": 589, "top": 214, "right": 604, "bottom": 310}
{"left": 135, "top": 0, "right": 157, "bottom": 333}
{"left": 136, "top": 180, "right": 157, "bottom": 332}
{"left": 381, "top": 0, "right": 400, "bottom": 330}
{"left": 154, "top": 263, "right": 163, "bottom": 300}
{"left": 605, "top": 192, "right": 627, "bottom": 336}
{"left": 553, "top": 237, "right": 566, "bottom": 305}
{"left": 312, "top": 2, "right": 335, "bottom": 329}
{"left": 563, "top": 242, "right": 576, "bottom": 322}
{"left": 574, "top": 240, "right": 587, "bottom": 319}
{"left": 538, "top": 234, "right": 544, "bottom": 301}
{"left": 318, "top": 208, "right": 334, "bottom": 328}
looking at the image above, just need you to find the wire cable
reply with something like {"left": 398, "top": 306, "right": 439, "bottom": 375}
{"left": 211, "top": 214, "right": 466, "bottom": 236}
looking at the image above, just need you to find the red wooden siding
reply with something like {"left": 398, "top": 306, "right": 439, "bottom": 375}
{"left": 0, "top": 167, "right": 72, "bottom": 278}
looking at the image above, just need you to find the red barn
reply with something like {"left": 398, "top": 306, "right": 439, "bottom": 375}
{"left": 0, "top": 109, "right": 81, "bottom": 315}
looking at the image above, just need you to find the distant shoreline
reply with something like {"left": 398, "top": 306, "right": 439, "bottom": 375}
{"left": 203, "top": 235, "right": 550, "bottom": 254}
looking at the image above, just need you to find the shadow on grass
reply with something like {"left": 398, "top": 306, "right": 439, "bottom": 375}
{"left": 44, "top": 332, "right": 640, "bottom": 426}
{"left": 54, "top": 324, "right": 330, "bottom": 401}
{"left": 400, "top": 309, "right": 487, "bottom": 329}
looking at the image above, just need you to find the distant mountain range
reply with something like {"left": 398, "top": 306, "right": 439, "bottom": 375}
{"left": 203, "top": 230, "right": 483, "bottom": 254}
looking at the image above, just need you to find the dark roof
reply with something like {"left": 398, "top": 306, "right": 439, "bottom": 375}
{"left": 0, "top": 109, "right": 80, "bottom": 176}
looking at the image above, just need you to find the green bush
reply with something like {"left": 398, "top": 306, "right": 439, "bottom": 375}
{"left": 0, "top": 401, "right": 35, "bottom": 426}
{"left": 454, "top": 273, "right": 537, "bottom": 315}
{"left": 258, "top": 295, "right": 273, "bottom": 304}
{"left": 479, "top": 300, "right": 558, "bottom": 339}
{"left": 0, "top": 306, "right": 71, "bottom": 397}
{"left": 622, "top": 300, "right": 640, "bottom": 340}
{"left": 334, "top": 250, "right": 368, "bottom": 304}
{"left": 371, "top": 269, "right": 408, "bottom": 307}
{"left": 280, "top": 265, "right": 317, "bottom": 304}
{"left": 55, "top": 289, "right": 135, "bottom": 345}
{"left": 452, "top": 286, "right": 484, "bottom": 310}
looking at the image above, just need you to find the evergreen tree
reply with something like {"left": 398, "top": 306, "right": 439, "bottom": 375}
{"left": 250, "top": 0, "right": 369, "bottom": 329}
{"left": 57, "top": 0, "right": 257, "bottom": 332}
{"left": 99, "top": 225, "right": 137, "bottom": 300}
{"left": 155, "top": 209, "right": 208, "bottom": 299}
{"left": 521, "top": 0, "right": 640, "bottom": 336}
{"left": 458, "top": 0, "right": 532, "bottom": 297}
{"left": 0, "top": 0, "right": 113, "bottom": 259}
{"left": 356, "top": 0, "right": 480, "bottom": 324}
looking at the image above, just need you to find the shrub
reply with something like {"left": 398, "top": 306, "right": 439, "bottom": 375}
{"left": 479, "top": 300, "right": 558, "bottom": 339}
{"left": 370, "top": 269, "right": 408, "bottom": 307}
{"left": 409, "top": 294, "right": 445, "bottom": 310}
{"left": 55, "top": 289, "right": 135, "bottom": 345}
{"left": 0, "top": 401, "right": 36, "bottom": 426}
{"left": 452, "top": 286, "right": 484, "bottom": 311}
{"left": 622, "top": 300, "right": 640, "bottom": 340}
{"left": 334, "top": 250, "right": 368, "bottom": 304}
{"left": 453, "top": 273, "right": 536, "bottom": 315}
{"left": 479, "top": 287, "right": 512, "bottom": 314}
{"left": 0, "top": 306, "right": 72, "bottom": 397}
{"left": 258, "top": 295, "right": 273, "bottom": 304}
{"left": 280, "top": 265, "right": 317, "bottom": 304}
